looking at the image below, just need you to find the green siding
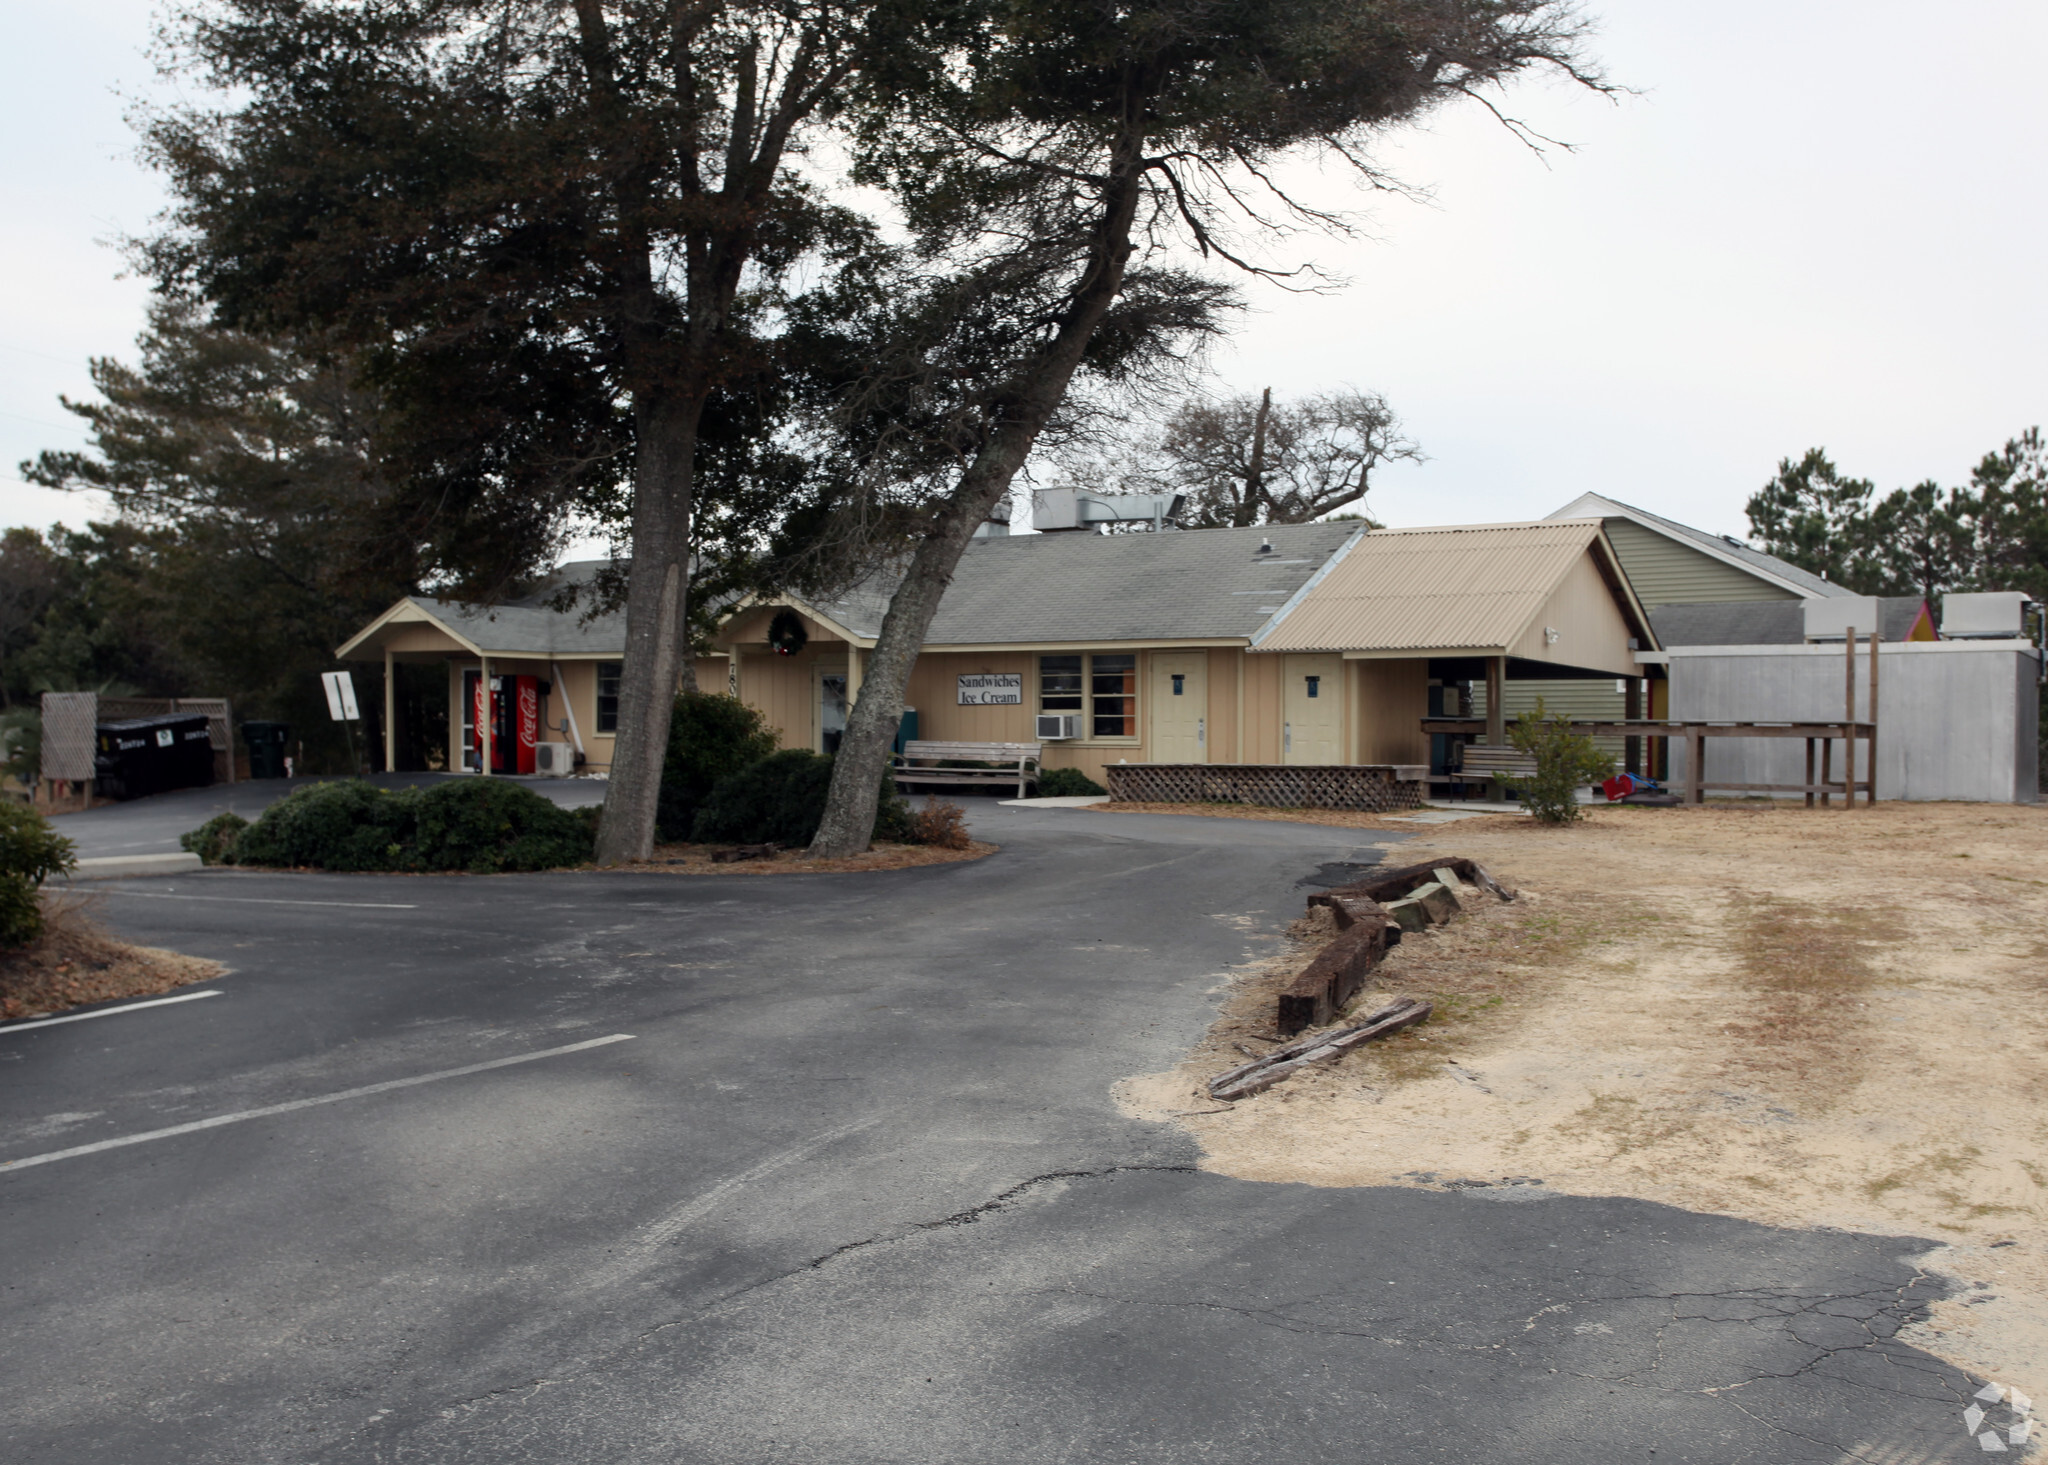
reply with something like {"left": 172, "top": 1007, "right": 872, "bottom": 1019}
{"left": 1603, "top": 518, "right": 1799, "bottom": 608}
{"left": 1473, "top": 679, "right": 1629, "bottom": 759}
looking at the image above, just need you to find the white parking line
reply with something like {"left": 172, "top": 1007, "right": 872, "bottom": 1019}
{"left": 0, "top": 1033, "right": 635, "bottom": 1174}
{"left": 1, "top": 990, "right": 220, "bottom": 1035}
{"left": 97, "top": 890, "right": 419, "bottom": 910}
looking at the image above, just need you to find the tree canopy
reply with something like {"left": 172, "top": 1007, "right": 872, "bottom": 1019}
{"left": 1745, "top": 430, "right": 2048, "bottom": 602}
{"left": 804, "top": 0, "right": 1607, "bottom": 855}
{"left": 141, "top": 0, "right": 949, "bottom": 859}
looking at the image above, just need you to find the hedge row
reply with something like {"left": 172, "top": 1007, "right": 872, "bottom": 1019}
{"left": 184, "top": 692, "right": 999, "bottom": 874}
{"left": 184, "top": 778, "right": 595, "bottom": 873}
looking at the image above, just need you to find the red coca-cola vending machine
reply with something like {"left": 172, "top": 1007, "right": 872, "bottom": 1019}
{"left": 465, "top": 672, "right": 541, "bottom": 774}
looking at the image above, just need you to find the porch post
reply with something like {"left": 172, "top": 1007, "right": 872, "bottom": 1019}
{"left": 480, "top": 653, "right": 492, "bottom": 776}
{"left": 384, "top": 647, "right": 396, "bottom": 774}
{"left": 1485, "top": 655, "right": 1506, "bottom": 746}
{"left": 847, "top": 645, "right": 864, "bottom": 709}
{"left": 1842, "top": 629, "right": 1856, "bottom": 809}
{"left": 1623, "top": 677, "right": 1641, "bottom": 775}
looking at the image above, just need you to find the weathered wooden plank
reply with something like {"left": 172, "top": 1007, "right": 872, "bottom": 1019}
{"left": 1211, "top": 999, "right": 1432, "bottom": 1100}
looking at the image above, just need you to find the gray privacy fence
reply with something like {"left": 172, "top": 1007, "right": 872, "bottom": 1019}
{"left": 1665, "top": 642, "right": 2038, "bottom": 803}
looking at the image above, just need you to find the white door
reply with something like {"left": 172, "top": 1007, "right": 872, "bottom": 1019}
{"left": 1150, "top": 652, "right": 1208, "bottom": 763}
{"left": 1283, "top": 654, "right": 1343, "bottom": 765}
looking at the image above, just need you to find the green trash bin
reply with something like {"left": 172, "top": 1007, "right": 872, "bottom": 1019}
{"left": 243, "top": 721, "right": 291, "bottom": 779}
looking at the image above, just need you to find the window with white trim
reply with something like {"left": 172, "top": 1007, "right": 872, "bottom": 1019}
{"left": 1038, "top": 653, "right": 1137, "bottom": 739}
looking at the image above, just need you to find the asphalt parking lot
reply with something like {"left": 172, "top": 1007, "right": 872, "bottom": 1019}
{"left": 2, "top": 797, "right": 1978, "bottom": 1462}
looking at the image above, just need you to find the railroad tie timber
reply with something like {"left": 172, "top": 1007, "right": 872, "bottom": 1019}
{"left": 1305, "top": 855, "right": 1515, "bottom": 911}
{"left": 1276, "top": 916, "right": 1392, "bottom": 1033}
{"left": 1280, "top": 856, "right": 1510, "bottom": 1034}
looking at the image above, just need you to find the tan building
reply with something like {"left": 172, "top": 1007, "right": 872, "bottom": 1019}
{"left": 716, "top": 519, "right": 1655, "bottom": 787}
{"left": 335, "top": 569, "right": 727, "bottom": 777}
{"left": 337, "top": 520, "right": 1656, "bottom": 784}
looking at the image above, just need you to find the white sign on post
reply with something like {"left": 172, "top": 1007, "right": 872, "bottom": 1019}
{"left": 321, "top": 670, "right": 362, "bottom": 721}
{"left": 956, "top": 673, "right": 1023, "bottom": 706}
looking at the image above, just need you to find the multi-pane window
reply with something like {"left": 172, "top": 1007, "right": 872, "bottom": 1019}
{"left": 1039, "top": 655, "right": 1083, "bottom": 715}
{"left": 1091, "top": 654, "right": 1136, "bottom": 737}
{"left": 1038, "top": 653, "right": 1138, "bottom": 739}
{"left": 596, "top": 661, "right": 622, "bottom": 733}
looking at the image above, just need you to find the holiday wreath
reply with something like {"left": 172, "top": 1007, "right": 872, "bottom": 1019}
{"left": 768, "top": 608, "right": 810, "bottom": 657}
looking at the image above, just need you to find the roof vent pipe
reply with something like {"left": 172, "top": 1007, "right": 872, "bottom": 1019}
{"left": 1257, "top": 538, "right": 1273, "bottom": 555}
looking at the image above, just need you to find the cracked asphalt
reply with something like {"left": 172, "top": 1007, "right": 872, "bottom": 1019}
{"left": 2, "top": 800, "right": 1985, "bottom": 1461}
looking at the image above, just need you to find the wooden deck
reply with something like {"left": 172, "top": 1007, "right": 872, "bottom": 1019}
{"left": 1420, "top": 719, "right": 1879, "bottom": 806}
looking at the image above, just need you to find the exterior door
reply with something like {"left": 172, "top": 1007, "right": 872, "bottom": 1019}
{"left": 818, "top": 669, "right": 848, "bottom": 755}
{"left": 1283, "top": 654, "right": 1344, "bottom": 765}
{"left": 1149, "top": 652, "right": 1208, "bottom": 763}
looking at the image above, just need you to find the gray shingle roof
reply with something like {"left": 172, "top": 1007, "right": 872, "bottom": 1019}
{"left": 802, "top": 522, "right": 1364, "bottom": 643}
{"left": 1652, "top": 596, "right": 1927, "bottom": 646}
{"left": 408, "top": 561, "right": 627, "bottom": 657}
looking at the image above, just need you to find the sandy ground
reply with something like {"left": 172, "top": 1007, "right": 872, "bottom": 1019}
{"left": 1117, "top": 801, "right": 2048, "bottom": 1402}
{"left": 0, "top": 891, "right": 224, "bottom": 1021}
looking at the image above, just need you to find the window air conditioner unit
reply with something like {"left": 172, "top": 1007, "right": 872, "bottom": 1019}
{"left": 535, "top": 741, "right": 575, "bottom": 776}
{"left": 1035, "top": 714, "right": 1081, "bottom": 740}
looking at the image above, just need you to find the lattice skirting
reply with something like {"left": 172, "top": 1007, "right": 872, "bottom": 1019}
{"left": 1105, "top": 763, "right": 1426, "bottom": 813}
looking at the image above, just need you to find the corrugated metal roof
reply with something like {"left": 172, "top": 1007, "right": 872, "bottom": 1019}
{"left": 798, "top": 521, "right": 1364, "bottom": 644}
{"left": 1253, "top": 521, "right": 1604, "bottom": 652}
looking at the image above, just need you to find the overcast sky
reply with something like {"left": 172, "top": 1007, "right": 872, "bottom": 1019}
{"left": 4, "top": 1, "right": 2043, "bottom": 548}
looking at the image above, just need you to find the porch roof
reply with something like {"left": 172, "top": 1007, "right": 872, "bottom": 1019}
{"left": 337, "top": 562, "right": 626, "bottom": 660}
{"left": 1250, "top": 520, "right": 1657, "bottom": 657}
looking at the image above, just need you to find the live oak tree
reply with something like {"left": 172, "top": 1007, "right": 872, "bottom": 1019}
{"left": 1133, "top": 386, "right": 1419, "bottom": 528}
{"left": 805, "top": 0, "right": 1608, "bottom": 858}
{"left": 142, "top": 0, "right": 938, "bottom": 862}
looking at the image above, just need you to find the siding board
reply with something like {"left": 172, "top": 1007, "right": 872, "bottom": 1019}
{"left": 1603, "top": 518, "right": 1799, "bottom": 608}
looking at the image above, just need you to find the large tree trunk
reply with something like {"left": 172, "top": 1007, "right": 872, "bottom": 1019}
{"left": 594, "top": 396, "right": 702, "bottom": 864}
{"left": 1237, "top": 386, "right": 1271, "bottom": 527}
{"left": 808, "top": 150, "right": 1149, "bottom": 859}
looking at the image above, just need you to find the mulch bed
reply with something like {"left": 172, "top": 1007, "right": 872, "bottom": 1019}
{"left": 0, "top": 892, "right": 224, "bottom": 1022}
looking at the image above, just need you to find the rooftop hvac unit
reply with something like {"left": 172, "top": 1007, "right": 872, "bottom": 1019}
{"left": 1941, "top": 590, "right": 2031, "bottom": 639}
{"left": 534, "top": 740, "right": 575, "bottom": 776}
{"left": 1801, "top": 596, "right": 1881, "bottom": 642}
{"left": 1036, "top": 713, "right": 1081, "bottom": 741}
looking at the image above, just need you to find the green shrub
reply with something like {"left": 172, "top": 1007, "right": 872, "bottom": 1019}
{"left": 1034, "top": 767, "right": 1107, "bottom": 798}
{"left": 181, "top": 811, "right": 250, "bottom": 865}
{"left": 1506, "top": 699, "right": 1614, "bottom": 824}
{"left": 414, "top": 778, "right": 596, "bottom": 872}
{"left": 691, "top": 750, "right": 911, "bottom": 847}
{"left": 217, "top": 777, "right": 593, "bottom": 873}
{"left": 231, "top": 780, "right": 424, "bottom": 871}
{"left": 0, "top": 802, "right": 75, "bottom": 948}
{"left": 657, "top": 692, "right": 779, "bottom": 842}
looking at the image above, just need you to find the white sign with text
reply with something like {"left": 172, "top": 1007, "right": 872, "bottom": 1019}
{"left": 957, "top": 673, "right": 1023, "bottom": 706}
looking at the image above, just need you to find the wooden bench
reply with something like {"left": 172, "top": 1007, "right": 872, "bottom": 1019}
{"left": 892, "top": 740, "right": 1043, "bottom": 799}
{"left": 1452, "top": 744, "right": 1539, "bottom": 787}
